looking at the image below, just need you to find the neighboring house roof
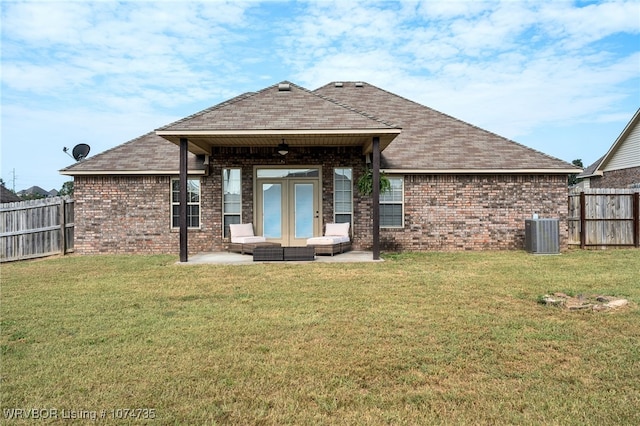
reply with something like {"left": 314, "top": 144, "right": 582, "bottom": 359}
{"left": 61, "top": 81, "right": 579, "bottom": 175}
{"left": 577, "top": 155, "right": 605, "bottom": 179}
{"left": 1, "top": 186, "right": 21, "bottom": 203}
{"left": 578, "top": 108, "right": 640, "bottom": 179}
{"left": 61, "top": 132, "right": 205, "bottom": 176}
{"left": 17, "top": 186, "right": 53, "bottom": 197}
{"left": 314, "top": 82, "right": 575, "bottom": 172}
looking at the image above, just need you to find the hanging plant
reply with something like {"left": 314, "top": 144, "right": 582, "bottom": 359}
{"left": 357, "top": 167, "right": 391, "bottom": 196}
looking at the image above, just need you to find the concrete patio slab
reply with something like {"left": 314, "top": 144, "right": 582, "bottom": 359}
{"left": 180, "top": 250, "right": 383, "bottom": 265}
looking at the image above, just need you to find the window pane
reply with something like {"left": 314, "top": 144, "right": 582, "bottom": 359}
{"left": 172, "top": 205, "right": 180, "bottom": 228}
{"left": 223, "top": 215, "right": 241, "bottom": 238}
{"left": 188, "top": 205, "right": 200, "bottom": 227}
{"left": 381, "top": 177, "right": 402, "bottom": 202}
{"left": 335, "top": 214, "right": 352, "bottom": 224}
{"left": 223, "top": 169, "right": 242, "bottom": 234}
{"left": 224, "top": 202, "right": 241, "bottom": 214}
{"left": 171, "top": 180, "right": 179, "bottom": 203}
{"left": 172, "top": 178, "right": 201, "bottom": 229}
{"left": 223, "top": 193, "right": 241, "bottom": 213}
{"left": 188, "top": 180, "right": 200, "bottom": 202}
{"left": 223, "top": 169, "right": 241, "bottom": 194}
{"left": 334, "top": 168, "right": 352, "bottom": 219}
{"left": 380, "top": 204, "right": 402, "bottom": 227}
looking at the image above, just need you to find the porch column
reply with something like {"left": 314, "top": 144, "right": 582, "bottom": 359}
{"left": 372, "top": 136, "right": 380, "bottom": 260}
{"left": 179, "top": 137, "right": 188, "bottom": 263}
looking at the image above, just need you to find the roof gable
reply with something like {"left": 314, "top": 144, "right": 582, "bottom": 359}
{"left": 314, "top": 82, "right": 576, "bottom": 171}
{"left": 579, "top": 108, "right": 640, "bottom": 178}
{"left": 600, "top": 108, "right": 640, "bottom": 172}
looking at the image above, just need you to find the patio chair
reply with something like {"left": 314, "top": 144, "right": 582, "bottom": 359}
{"left": 306, "top": 222, "right": 352, "bottom": 256}
{"left": 228, "top": 223, "right": 268, "bottom": 254}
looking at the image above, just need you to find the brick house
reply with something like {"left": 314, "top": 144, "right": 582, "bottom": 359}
{"left": 60, "top": 81, "right": 579, "bottom": 259}
{"left": 577, "top": 108, "right": 640, "bottom": 189}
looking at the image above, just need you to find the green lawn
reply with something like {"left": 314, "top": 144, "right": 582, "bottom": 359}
{"left": 1, "top": 250, "right": 639, "bottom": 425}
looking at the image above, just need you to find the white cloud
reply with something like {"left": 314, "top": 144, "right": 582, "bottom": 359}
{"left": 1, "top": 0, "right": 638, "bottom": 188}
{"left": 280, "top": 0, "right": 639, "bottom": 138}
{"left": 538, "top": 0, "right": 640, "bottom": 48}
{"left": 1, "top": 0, "right": 255, "bottom": 113}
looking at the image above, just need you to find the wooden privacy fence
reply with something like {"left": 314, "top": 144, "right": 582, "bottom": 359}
{"left": 0, "top": 197, "right": 74, "bottom": 262}
{"left": 568, "top": 189, "right": 640, "bottom": 248}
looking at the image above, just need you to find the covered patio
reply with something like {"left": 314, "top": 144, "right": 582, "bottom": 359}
{"left": 155, "top": 82, "right": 401, "bottom": 263}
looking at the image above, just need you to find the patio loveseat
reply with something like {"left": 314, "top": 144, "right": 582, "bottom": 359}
{"left": 228, "top": 223, "right": 275, "bottom": 254}
{"left": 306, "top": 222, "right": 352, "bottom": 256}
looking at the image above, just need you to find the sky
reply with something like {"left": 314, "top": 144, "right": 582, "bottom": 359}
{"left": 1, "top": 0, "right": 639, "bottom": 192}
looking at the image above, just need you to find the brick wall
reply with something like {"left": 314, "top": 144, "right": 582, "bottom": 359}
{"left": 73, "top": 154, "right": 570, "bottom": 254}
{"left": 211, "top": 146, "right": 366, "bottom": 250}
{"left": 589, "top": 166, "right": 640, "bottom": 189}
{"left": 369, "top": 174, "right": 570, "bottom": 251}
{"left": 74, "top": 175, "right": 216, "bottom": 255}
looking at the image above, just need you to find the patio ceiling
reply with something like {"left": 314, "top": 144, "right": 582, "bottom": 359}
{"left": 155, "top": 129, "right": 401, "bottom": 156}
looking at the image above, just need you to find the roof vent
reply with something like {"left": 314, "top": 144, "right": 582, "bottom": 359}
{"left": 334, "top": 82, "right": 343, "bottom": 87}
{"left": 355, "top": 82, "right": 364, "bottom": 87}
{"left": 278, "top": 83, "right": 291, "bottom": 91}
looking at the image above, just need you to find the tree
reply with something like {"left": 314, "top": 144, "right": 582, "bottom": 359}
{"left": 568, "top": 159, "right": 584, "bottom": 187}
{"left": 20, "top": 192, "right": 46, "bottom": 200}
{"left": 59, "top": 181, "right": 74, "bottom": 196}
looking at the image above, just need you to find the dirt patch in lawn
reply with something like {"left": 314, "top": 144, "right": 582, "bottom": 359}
{"left": 540, "top": 293, "right": 633, "bottom": 312}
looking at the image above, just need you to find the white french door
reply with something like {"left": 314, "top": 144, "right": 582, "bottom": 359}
{"left": 256, "top": 172, "right": 320, "bottom": 246}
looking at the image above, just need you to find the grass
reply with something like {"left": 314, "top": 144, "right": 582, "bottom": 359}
{"left": 1, "top": 250, "right": 639, "bottom": 425}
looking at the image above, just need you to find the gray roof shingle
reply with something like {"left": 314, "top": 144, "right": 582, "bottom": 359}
{"left": 314, "top": 82, "right": 574, "bottom": 170}
{"left": 61, "top": 80, "right": 575, "bottom": 174}
{"left": 60, "top": 132, "right": 203, "bottom": 174}
{"left": 159, "top": 81, "right": 398, "bottom": 131}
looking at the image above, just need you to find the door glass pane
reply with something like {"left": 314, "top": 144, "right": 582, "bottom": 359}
{"left": 295, "top": 183, "right": 314, "bottom": 239}
{"left": 257, "top": 168, "right": 319, "bottom": 178}
{"left": 262, "top": 183, "right": 282, "bottom": 238}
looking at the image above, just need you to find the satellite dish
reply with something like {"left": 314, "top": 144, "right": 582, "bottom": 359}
{"left": 71, "top": 143, "right": 90, "bottom": 161}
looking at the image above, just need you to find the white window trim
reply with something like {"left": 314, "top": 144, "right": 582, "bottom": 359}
{"left": 334, "top": 167, "right": 353, "bottom": 226}
{"left": 222, "top": 168, "right": 242, "bottom": 238}
{"left": 171, "top": 177, "right": 201, "bottom": 229}
{"left": 380, "top": 176, "right": 404, "bottom": 228}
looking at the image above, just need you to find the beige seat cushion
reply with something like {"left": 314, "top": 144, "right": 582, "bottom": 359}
{"left": 229, "top": 223, "right": 266, "bottom": 243}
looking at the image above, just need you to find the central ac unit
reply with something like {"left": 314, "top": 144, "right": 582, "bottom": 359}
{"left": 525, "top": 218, "right": 560, "bottom": 254}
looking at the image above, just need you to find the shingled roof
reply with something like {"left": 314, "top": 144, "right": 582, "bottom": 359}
{"left": 314, "top": 82, "right": 575, "bottom": 171}
{"left": 60, "top": 132, "right": 204, "bottom": 175}
{"left": 158, "top": 81, "right": 398, "bottom": 132}
{"left": 61, "top": 80, "right": 577, "bottom": 175}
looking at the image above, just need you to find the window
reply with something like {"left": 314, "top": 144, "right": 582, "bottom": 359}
{"left": 223, "top": 168, "right": 241, "bottom": 238}
{"left": 334, "top": 168, "right": 353, "bottom": 225}
{"left": 171, "top": 178, "right": 201, "bottom": 228}
{"left": 380, "top": 177, "right": 403, "bottom": 227}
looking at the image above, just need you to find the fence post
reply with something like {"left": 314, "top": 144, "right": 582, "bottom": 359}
{"left": 580, "top": 192, "right": 586, "bottom": 249}
{"left": 634, "top": 192, "right": 639, "bottom": 248}
{"left": 60, "top": 198, "right": 67, "bottom": 255}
